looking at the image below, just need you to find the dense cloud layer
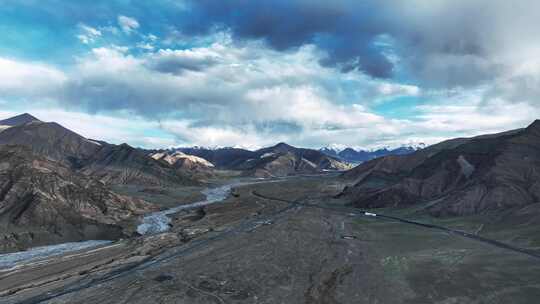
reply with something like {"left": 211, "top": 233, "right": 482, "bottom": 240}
{"left": 181, "top": 0, "right": 540, "bottom": 88}
{"left": 1, "top": 0, "right": 540, "bottom": 149}
{"left": 59, "top": 43, "right": 396, "bottom": 128}
{"left": 182, "top": 0, "right": 394, "bottom": 78}
{"left": 4, "top": 0, "right": 540, "bottom": 88}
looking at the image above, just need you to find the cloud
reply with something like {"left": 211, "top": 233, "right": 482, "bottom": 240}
{"left": 0, "top": 39, "right": 421, "bottom": 148}
{"left": 160, "top": 120, "right": 278, "bottom": 150}
{"left": 58, "top": 40, "right": 416, "bottom": 126}
{"left": 5, "top": 35, "right": 535, "bottom": 150}
{"left": 4, "top": 0, "right": 540, "bottom": 91}
{"left": 0, "top": 57, "right": 66, "bottom": 98}
{"left": 117, "top": 15, "right": 140, "bottom": 34}
{"left": 483, "top": 57, "right": 540, "bottom": 107}
{"left": 415, "top": 91, "right": 540, "bottom": 134}
{"left": 0, "top": 108, "right": 176, "bottom": 148}
{"left": 175, "top": 0, "right": 540, "bottom": 91}
{"left": 376, "top": 83, "right": 420, "bottom": 99}
{"left": 137, "top": 42, "right": 154, "bottom": 51}
{"left": 146, "top": 34, "right": 158, "bottom": 41}
{"left": 181, "top": 0, "right": 395, "bottom": 78}
{"left": 146, "top": 48, "right": 221, "bottom": 74}
{"left": 2, "top": 0, "right": 540, "bottom": 150}
{"left": 77, "top": 23, "right": 102, "bottom": 44}
{"left": 243, "top": 85, "right": 384, "bottom": 130}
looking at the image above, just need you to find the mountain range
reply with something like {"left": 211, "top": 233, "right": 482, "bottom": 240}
{"left": 320, "top": 144, "right": 425, "bottom": 163}
{"left": 3, "top": 112, "right": 540, "bottom": 255}
{"left": 0, "top": 113, "right": 351, "bottom": 252}
{"left": 173, "top": 142, "right": 353, "bottom": 177}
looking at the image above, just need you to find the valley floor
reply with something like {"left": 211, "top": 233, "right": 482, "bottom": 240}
{"left": 1, "top": 176, "right": 540, "bottom": 304}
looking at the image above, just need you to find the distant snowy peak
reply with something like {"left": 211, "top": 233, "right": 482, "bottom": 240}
{"left": 322, "top": 143, "right": 425, "bottom": 153}
{"left": 320, "top": 144, "right": 348, "bottom": 154}
{"left": 410, "top": 142, "right": 427, "bottom": 149}
{"left": 175, "top": 145, "right": 221, "bottom": 151}
{"left": 320, "top": 144, "right": 425, "bottom": 163}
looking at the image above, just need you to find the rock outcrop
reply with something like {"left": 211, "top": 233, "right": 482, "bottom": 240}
{"left": 81, "top": 144, "right": 196, "bottom": 186}
{"left": 150, "top": 151, "right": 215, "bottom": 180}
{"left": 151, "top": 151, "right": 214, "bottom": 170}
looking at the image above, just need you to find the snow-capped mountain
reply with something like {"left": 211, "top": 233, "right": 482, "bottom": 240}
{"left": 320, "top": 144, "right": 425, "bottom": 163}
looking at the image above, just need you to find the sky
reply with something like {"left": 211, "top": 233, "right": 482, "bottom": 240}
{"left": 1, "top": 0, "right": 539, "bottom": 150}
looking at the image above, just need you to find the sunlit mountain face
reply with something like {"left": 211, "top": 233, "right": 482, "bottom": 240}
{"left": 1, "top": 1, "right": 539, "bottom": 150}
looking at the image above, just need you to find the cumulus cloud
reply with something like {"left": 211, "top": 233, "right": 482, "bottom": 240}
{"left": 160, "top": 120, "right": 279, "bottom": 150}
{"left": 137, "top": 42, "right": 154, "bottom": 50}
{"left": 5, "top": 0, "right": 540, "bottom": 90}
{"left": 0, "top": 109, "right": 176, "bottom": 148}
{"left": 483, "top": 57, "right": 540, "bottom": 107}
{"left": 0, "top": 58, "right": 66, "bottom": 98}
{"left": 375, "top": 83, "right": 420, "bottom": 99}
{"left": 5, "top": 34, "right": 537, "bottom": 149}
{"left": 243, "top": 86, "right": 384, "bottom": 130}
{"left": 0, "top": 38, "right": 423, "bottom": 148}
{"left": 178, "top": 0, "right": 540, "bottom": 91}
{"left": 59, "top": 40, "right": 417, "bottom": 126}
{"left": 77, "top": 24, "right": 102, "bottom": 44}
{"left": 181, "top": 0, "right": 395, "bottom": 78}
{"left": 117, "top": 15, "right": 139, "bottom": 34}
{"left": 146, "top": 48, "right": 222, "bottom": 74}
{"left": 2, "top": 0, "right": 540, "bottom": 149}
{"left": 415, "top": 91, "right": 540, "bottom": 134}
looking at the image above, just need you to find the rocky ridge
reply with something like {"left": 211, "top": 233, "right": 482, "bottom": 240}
{"left": 340, "top": 121, "right": 540, "bottom": 217}
{"left": 0, "top": 145, "right": 156, "bottom": 253}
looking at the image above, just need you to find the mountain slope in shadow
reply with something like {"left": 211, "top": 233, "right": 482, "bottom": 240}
{"left": 0, "top": 145, "right": 155, "bottom": 253}
{"left": 340, "top": 120, "right": 540, "bottom": 217}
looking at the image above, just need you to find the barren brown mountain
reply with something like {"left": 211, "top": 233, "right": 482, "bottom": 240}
{"left": 0, "top": 114, "right": 195, "bottom": 252}
{"left": 0, "top": 115, "right": 196, "bottom": 187}
{"left": 341, "top": 120, "right": 540, "bottom": 217}
{"left": 0, "top": 145, "right": 156, "bottom": 253}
